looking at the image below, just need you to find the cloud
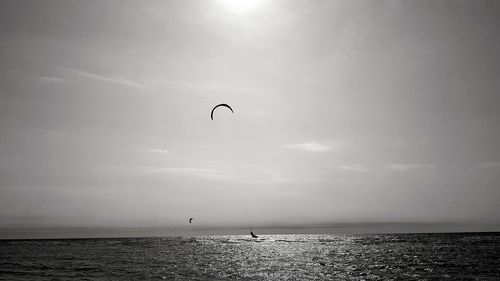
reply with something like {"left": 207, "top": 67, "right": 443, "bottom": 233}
{"left": 98, "top": 165, "right": 229, "bottom": 180}
{"left": 338, "top": 165, "right": 371, "bottom": 173}
{"left": 387, "top": 163, "right": 435, "bottom": 171}
{"left": 145, "top": 77, "right": 279, "bottom": 97}
{"left": 97, "top": 164, "right": 309, "bottom": 186}
{"left": 141, "top": 167, "right": 224, "bottom": 179}
{"left": 284, "top": 142, "right": 333, "bottom": 152}
{"left": 62, "top": 68, "right": 145, "bottom": 89}
{"left": 37, "top": 76, "right": 68, "bottom": 83}
{"left": 145, "top": 148, "right": 171, "bottom": 154}
{"left": 392, "top": 138, "right": 431, "bottom": 147}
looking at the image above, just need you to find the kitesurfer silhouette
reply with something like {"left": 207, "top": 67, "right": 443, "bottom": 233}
{"left": 250, "top": 231, "right": 258, "bottom": 238}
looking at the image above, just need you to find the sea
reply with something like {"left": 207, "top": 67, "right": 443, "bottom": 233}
{"left": 1, "top": 232, "right": 499, "bottom": 280}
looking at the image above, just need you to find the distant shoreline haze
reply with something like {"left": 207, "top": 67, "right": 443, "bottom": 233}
{"left": 1, "top": 223, "right": 499, "bottom": 240}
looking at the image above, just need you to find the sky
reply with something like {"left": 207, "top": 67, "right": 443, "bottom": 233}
{"left": 0, "top": 0, "right": 499, "bottom": 235}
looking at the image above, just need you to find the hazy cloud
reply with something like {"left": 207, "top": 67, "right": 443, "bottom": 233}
{"left": 387, "top": 164, "right": 436, "bottom": 171}
{"left": 338, "top": 165, "right": 371, "bottom": 173}
{"left": 145, "top": 148, "right": 172, "bottom": 154}
{"left": 98, "top": 165, "right": 229, "bottom": 181}
{"left": 37, "top": 76, "right": 68, "bottom": 83}
{"left": 62, "top": 68, "right": 146, "bottom": 89}
{"left": 145, "top": 77, "right": 278, "bottom": 97}
{"left": 284, "top": 142, "right": 333, "bottom": 152}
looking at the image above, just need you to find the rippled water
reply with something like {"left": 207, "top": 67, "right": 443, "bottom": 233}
{"left": 1, "top": 233, "right": 499, "bottom": 280}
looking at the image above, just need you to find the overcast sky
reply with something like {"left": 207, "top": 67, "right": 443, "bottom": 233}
{"left": 1, "top": 0, "right": 499, "bottom": 233}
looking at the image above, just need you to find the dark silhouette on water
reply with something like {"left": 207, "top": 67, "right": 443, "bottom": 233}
{"left": 210, "top": 103, "right": 234, "bottom": 120}
{"left": 250, "top": 231, "right": 258, "bottom": 238}
{"left": 189, "top": 218, "right": 194, "bottom": 223}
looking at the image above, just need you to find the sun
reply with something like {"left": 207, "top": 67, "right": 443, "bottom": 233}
{"left": 217, "top": 0, "right": 266, "bottom": 14}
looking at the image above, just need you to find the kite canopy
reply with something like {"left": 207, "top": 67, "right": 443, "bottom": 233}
{"left": 189, "top": 217, "right": 194, "bottom": 223}
{"left": 211, "top": 104, "right": 234, "bottom": 120}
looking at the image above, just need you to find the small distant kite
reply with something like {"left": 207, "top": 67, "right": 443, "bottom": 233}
{"left": 211, "top": 104, "right": 234, "bottom": 120}
{"left": 189, "top": 217, "right": 194, "bottom": 223}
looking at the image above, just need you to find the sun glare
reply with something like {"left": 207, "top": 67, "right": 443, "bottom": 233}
{"left": 218, "top": 0, "right": 265, "bottom": 14}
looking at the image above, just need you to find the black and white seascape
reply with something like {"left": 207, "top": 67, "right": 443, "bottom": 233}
{"left": 1, "top": 0, "right": 499, "bottom": 280}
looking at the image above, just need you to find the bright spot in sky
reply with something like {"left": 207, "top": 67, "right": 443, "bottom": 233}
{"left": 217, "top": 0, "right": 266, "bottom": 14}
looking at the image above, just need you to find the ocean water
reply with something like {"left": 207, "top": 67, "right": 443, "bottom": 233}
{"left": 0, "top": 233, "right": 499, "bottom": 280}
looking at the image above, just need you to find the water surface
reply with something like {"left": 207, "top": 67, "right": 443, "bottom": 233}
{"left": 1, "top": 233, "right": 499, "bottom": 280}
